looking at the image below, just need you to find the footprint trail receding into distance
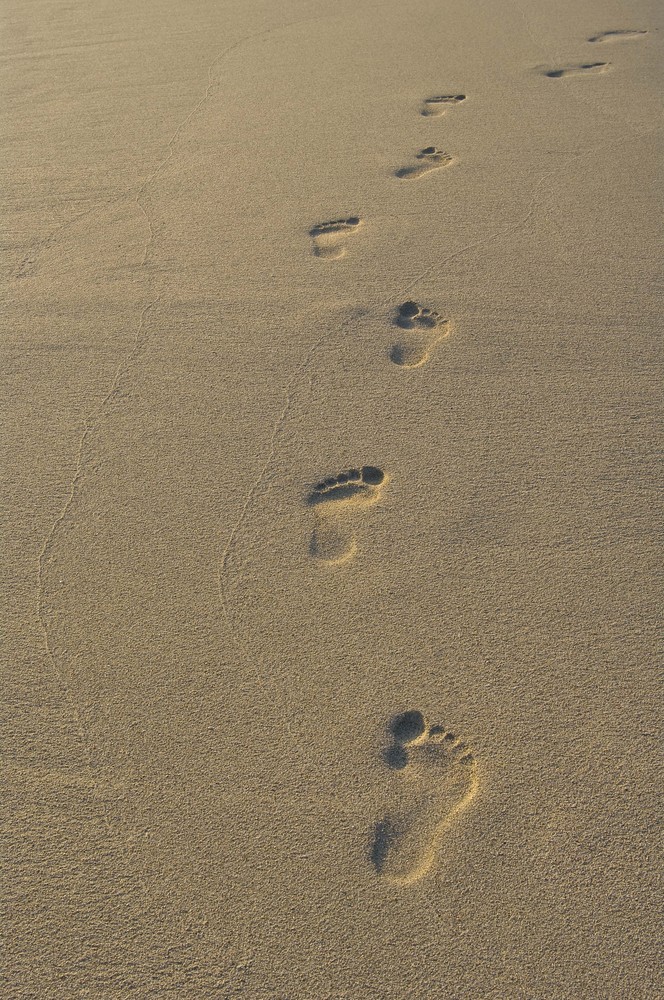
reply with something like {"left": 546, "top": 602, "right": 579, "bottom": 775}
{"left": 371, "top": 711, "right": 478, "bottom": 886}
{"left": 420, "top": 94, "right": 466, "bottom": 117}
{"left": 308, "top": 465, "right": 387, "bottom": 564}
{"left": 389, "top": 300, "right": 451, "bottom": 368}
{"left": 309, "top": 217, "right": 363, "bottom": 259}
{"left": 395, "top": 147, "right": 455, "bottom": 180}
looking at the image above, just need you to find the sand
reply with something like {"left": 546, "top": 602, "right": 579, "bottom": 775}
{"left": 3, "top": 0, "right": 662, "bottom": 996}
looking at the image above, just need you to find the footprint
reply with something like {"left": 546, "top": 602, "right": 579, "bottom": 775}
{"left": 371, "top": 710, "right": 478, "bottom": 886}
{"left": 307, "top": 465, "right": 387, "bottom": 564}
{"left": 420, "top": 94, "right": 466, "bottom": 117}
{"left": 395, "top": 147, "right": 455, "bottom": 180}
{"left": 541, "top": 62, "right": 610, "bottom": 79}
{"left": 389, "top": 301, "right": 451, "bottom": 369}
{"left": 309, "top": 217, "right": 362, "bottom": 260}
{"left": 588, "top": 29, "right": 647, "bottom": 43}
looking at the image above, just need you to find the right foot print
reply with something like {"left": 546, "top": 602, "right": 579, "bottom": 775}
{"left": 395, "top": 147, "right": 455, "bottom": 180}
{"left": 587, "top": 29, "right": 647, "bottom": 43}
{"left": 420, "top": 94, "right": 466, "bottom": 117}
{"left": 371, "top": 710, "right": 479, "bottom": 886}
{"left": 307, "top": 465, "right": 387, "bottom": 564}
{"left": 541, "top": 62, "right": 610, "bottom": 79}
{"left": 389, "top": 301, "right": 451, "bottom": 368}
{"left": 309, "top": 217, "right": 363, "bottom": 260}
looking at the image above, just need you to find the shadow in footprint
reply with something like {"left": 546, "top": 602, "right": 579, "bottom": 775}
{"left": 420, "top": 94, "right": 466, "bottom": 117}
{"left": 541, "top": 62, "right": 609, "bottom": 79}
{"left": 307, "top": 466, "right": 385, "bottom": 507}
{"left": 395, "top": 147, "right": 455, "bottom": 180}
{"left": 390, "top": 709, "right": 426, "bottom": 744}
{"left": 370, "top": 710, "right": 478, "bottom": 886}
{"left": 588, "top": 29, "right": 647, "bottom": 43}
{"left": 370, "top": 818, "right": 404, "bottom": 875}
{"left": 309, "top": 217, "right": 362, "bottom": 260}
{"left": 382, "top": 710, "right": 426, "bottom": 769}
{"left": 389, "top": 301, "right": 451, "bottom": 369}
{"left": 307, "top": 466, "right": 388, "bottom": 564}
{"left": 383, "top": 745, "right": 409, "bottom": 770}
{"left": 309, "top": 524, "right": 356, "bottom": 565}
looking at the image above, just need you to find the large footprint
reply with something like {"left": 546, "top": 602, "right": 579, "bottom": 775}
{"left": 389, "top": 300, "right": 451, "bottom": 369}
{"left": 541, "top": 61, "right": 610, "bottom": 79}
{"left": 371, "top": 710, "right": 478, "bottom": 886}
{"left": 309, "top": 217, "right": 363, "bottom": 260}
{"left": 395, "top": 147, "right": 455, "bottom": 180}
{"left": 307, "top": 465, "right": 387, "bottom": 564}
{"left": 420, "top": 94, "right": 466, "bottom": 117}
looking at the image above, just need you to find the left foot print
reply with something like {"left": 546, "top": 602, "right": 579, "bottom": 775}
{"left": 309, "top": 217, "right": 363, "bottom": 260}
{"left": 420, "top": 94, "right": 466, "bottom": 117}
{"left": 395, "top": 147, "right": 455, "bottom": 180}
{"left": 541, "top": 61, "right": 610, "bottom": 79}
{"left": 307, "top": 466, "right": 388, "bottom": 564}
{"left": 587, "top": 29, "right": 647, "bottom": 43}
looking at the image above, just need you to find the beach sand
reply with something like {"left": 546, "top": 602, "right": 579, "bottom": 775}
{"left": 3, "top": 0, "right": 662, "bottom": 996}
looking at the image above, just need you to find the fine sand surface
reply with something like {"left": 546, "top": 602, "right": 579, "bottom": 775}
{"left": 3, "top": 0, "right": 663, "bottom": 996}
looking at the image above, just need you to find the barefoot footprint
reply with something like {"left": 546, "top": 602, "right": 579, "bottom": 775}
{"left": 307, "top": 465, "right": 387, "bottom": 564}
{"left": 541, "top": 62, "right": 609, "bottom": 79}
{"left": 395, "top": 147, "right": 455, "bottom": 180}
{"left": 587, "top": 29, "right": 647, "bottom": 43}
{"left": 309, "top": 217, "right": 363, "bottom": 260}
{"left": 371, "top": 710, "right": 478, "bottom": 886}
{"left": 420, "top": 94, "right": 466, "bottom": 117}
{"left": 389, "top": 301, "right": 451, "bottom": 368}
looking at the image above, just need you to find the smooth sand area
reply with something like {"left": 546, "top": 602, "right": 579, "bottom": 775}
{"left": 3, "top": 0, "right": 663, "bottom": 996}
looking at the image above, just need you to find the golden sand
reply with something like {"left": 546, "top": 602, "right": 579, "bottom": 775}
{"left": 4, "top": 0, "right": 662, "bottom": 995}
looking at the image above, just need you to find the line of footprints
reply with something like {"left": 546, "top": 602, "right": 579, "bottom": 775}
{"left": 306, "top": 25, "right": 648, "bottom": 568}
{"left": 306, "top": 92, "right": 463, "bottom": 565}
{"left": 302, "top": 27, "right": 646, "bottom": 884}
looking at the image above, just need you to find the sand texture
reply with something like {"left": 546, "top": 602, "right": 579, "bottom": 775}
{"left": 3, "top": 0, "right": 663, "bottom": 996}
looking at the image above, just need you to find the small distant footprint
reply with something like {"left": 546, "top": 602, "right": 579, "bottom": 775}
{"left": 588, "top": 29, "right": 647, "bottom": 43}
{"left": 420, "top": 94, "right": 466, "bottom": 117}
{"left": 307, "top": 465, "right": 387, "bottom": 564}
{"left": 542, "top": 62, "right": 610, "bottom": 79}
{"left": 389, "top": 301, "right": 451, "bottom": 369}
{"left": 309, "top": 217, "right": 363, "bottom": 260}
{"left": 371, "top": 710, "right": 478, "bottom": 886}
{"left": 395, "top": 147, "right": 455, "bottom": 180}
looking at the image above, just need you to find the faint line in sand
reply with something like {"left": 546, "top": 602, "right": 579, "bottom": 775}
{"left": 14, "top": 10, "right": 345, "bottom": 279}
{"left": 214, "top": 129, "right": 657, "bottom": 889}
{"left": 134, "top": 10, "right": 350, "bottom": 270}
{"left": 32, "top": 16, "right": 347, "bottom": 930}
{"left": 35, "top": 300, "right": 158, "bottom": 875}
